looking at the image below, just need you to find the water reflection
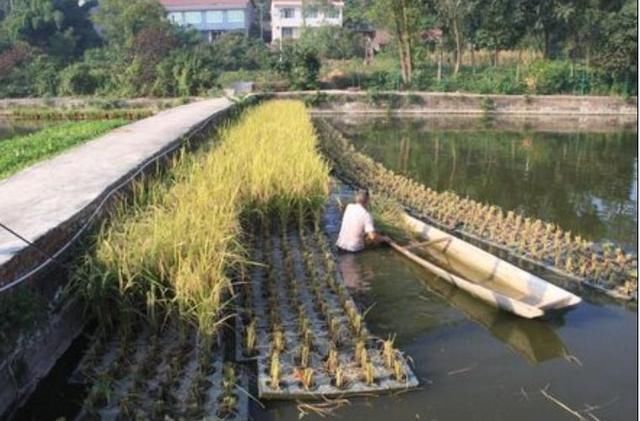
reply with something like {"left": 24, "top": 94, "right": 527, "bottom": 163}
{"left": 327, "top": 116, "right": 638, "bottom": 250}
{"left": 338, "top": 252, "right": 373, "bottom": 291}
{"left": 341, "top": 248, "right": 570, "bottom": 365}
{"left": 0, "top": 118, "right": 49, "bottom": 142}
{"left": 417, "top": 269, "right": 569, "bottom": 365}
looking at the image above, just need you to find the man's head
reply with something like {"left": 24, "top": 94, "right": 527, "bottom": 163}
{"left": 354, "top": 189, "right": 370, "bottom": 207}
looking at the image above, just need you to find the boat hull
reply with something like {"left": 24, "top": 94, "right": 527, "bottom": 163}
{"left": 394, "top": 213, "right": 581, "bottom": 319}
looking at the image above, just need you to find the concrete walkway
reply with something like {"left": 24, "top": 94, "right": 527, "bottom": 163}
{"left": 0, "top": 97, "right": 232, "bottom": 286}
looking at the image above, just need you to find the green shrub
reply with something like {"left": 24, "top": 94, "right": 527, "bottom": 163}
{"left": 360, "top": 70, "right": 403, "bottom": 90}
{"left": 0, "top": 49, "right": 63, "bottom": 97}
{"left": 456, "top": 66, "right": 525, "bottom": 94}
{"left": 303, "top": 90, "right": 330, "bottom": 107}
{"left": 523, "top": 60, "right": 574, "bottom": 95}
{"left": 210, "top": 33, "right": 271, "bottom": 71}
{"left": 299, "top": 27, "right": 364, "bottom": 60}
{"left": 273, "top": 43, "right": 321, "bottom": 90}
{"left": 152, "top": 47, "right": 218, "bottom": 97}
{"left": 409, "top": 68, "right": 433, "bottom": 90}
{"left": 29, "top": 56, "right": 61, "bottom": 96}
{"left": 217, "top": 69, "right": 280, "bottom": 87}
{"left": 0, "top": 288, "right": 44, "bottom": 355}
{"left": 59, "top": 63, "right": 101, "bottom": 95}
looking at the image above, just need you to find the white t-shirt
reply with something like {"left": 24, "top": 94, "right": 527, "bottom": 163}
{"left": 336, "top": 203, "right": 375, "bottom": 252}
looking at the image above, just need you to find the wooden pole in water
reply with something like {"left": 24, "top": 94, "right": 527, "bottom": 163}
{"left": 403, "top": 237, "right": 451, "bottom": 250}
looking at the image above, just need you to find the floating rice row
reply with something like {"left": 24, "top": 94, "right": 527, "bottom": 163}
{"left": 74, "top": 324, "right": 247, "bottom": 420}
{"left": 315, "top": 119, "right": 637, "bottom": 300}
{"left": 236, "top": 212, "right": 418, "bottom": 398}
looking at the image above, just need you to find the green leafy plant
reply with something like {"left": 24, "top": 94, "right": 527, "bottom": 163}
{"left": 0, "top": 120, "right": 126, "bottom": 179}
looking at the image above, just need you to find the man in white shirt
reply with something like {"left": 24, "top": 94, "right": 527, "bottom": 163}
{"left": 336, "top": 189, "right": 389, "bottom": 252}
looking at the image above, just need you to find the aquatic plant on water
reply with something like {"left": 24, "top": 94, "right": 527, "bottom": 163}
{"left": 334, "top": 365, "right": 345, "bottom": 389}
{"left": 244, "top": 319, "right": 257, "bottom": 356}
{"left": 382, "top": 335, "right": 396, "bottom": 370}
{"left": 270, "top": 350, "right": 282, "bottom": 390}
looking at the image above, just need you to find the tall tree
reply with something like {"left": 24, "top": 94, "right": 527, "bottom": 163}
{"left": 434, "top": 0, "right": 474, "bottom": 74}
{"left": 1, "top": 0, "right": 99, "bottom": 57}
{"left": 473, "top": 0, "right": 527, "bottom": 66}
{"left": 593, "top": 0, "right": 637, "bottom": 91}
{"left": 525, "top": 0, "right": 575, "bottom": 58}
{"left": 369, "top": 0, "right": 425, "bottom": 84}
{"left": 92, "top": 0, "right": 166, "bottom": 48}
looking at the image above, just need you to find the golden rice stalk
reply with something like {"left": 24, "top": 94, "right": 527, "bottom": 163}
{"left": 77, "top": 100, "right": 329, "bottom": 335}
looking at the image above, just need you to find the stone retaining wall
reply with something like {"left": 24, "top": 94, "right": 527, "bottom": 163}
{"left": 274, "top": 91, "right": 638, "bottom": 116}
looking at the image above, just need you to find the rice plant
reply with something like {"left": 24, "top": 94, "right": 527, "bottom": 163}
{"left": 334, "top": 365, "right": 345, "bottom": 389}
{"left": 244, "top": 319, "right": 257, "bottom": 356}
{"left": 363, "top": 362, "right": 375, "bottom": 386}
{"left": 382, "top": 335, "right": 396, "bottom": 369}
{"left": 301, "top": 368, "right": 315, "bottom": 391}
{"left": 326, "top": 346, "right": 339, "bottom": 375}
{"left": 73, "top": 100, "right": 330, "bottom": 337}
{"left": 270, "top": 351, "right": 282, "bottom": 389}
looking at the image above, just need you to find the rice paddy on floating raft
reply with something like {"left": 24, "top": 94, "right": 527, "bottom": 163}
{"left": 72, "top": 324, "right": 248, "bottom": 420}
{"left": 236, "top": 214, "right": 418, "bottom": 399}
{"left": 315, "top": 119, "right": 638, "bottom": 301}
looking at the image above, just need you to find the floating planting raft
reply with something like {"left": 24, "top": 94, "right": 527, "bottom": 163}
{"left": 236, "top": 214, "right": 418, "bottom": 399}
{"left": 315, "top": 119, "right": 638, "bottom": 301}
{"left": 73, "top": 324, "right": 248, "bottom": 420}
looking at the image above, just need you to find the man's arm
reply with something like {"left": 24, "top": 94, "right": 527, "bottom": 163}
{"left": 366, "top": 231, "right": 390, "bottom": 244}
{"left": 364, "top": 212, "right": 390, "bottom": 245}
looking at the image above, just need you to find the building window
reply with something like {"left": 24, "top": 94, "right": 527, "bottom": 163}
{"left": 280, "top": 8, "right": 295, "bottom": 19}
{"left": 227, "top": 9, "right": 245, "bottom": 23}
{"left": 168, "top": 12, "right": 183, "bottom": 24}
{"left": 304, "top": 6, "right": 318, "bottom": 18}
{"left": 205, "top": 10, "right": 223, "bottom": 23}
{"left": 184, "top": 11, "right": 202, "bottom": 24}
{"left": 282, "top": 27, "right": 294, "bottom": 38}
{"left": 325, "top": 6, "right": 339, "bottom": 18}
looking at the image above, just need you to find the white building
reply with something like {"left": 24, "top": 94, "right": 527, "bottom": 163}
{"left": 160, "top": 0, "right": 255, "bottom": 41}
{"left": 271, "top": 0, "right": 344, "bottom": 42}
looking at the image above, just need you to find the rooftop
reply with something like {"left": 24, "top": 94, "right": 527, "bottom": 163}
{"left": 159, "top": 0, "right": 252, "bottom": 9}
{"left": 271, "top": 0, "right": 343, "bottom": 4}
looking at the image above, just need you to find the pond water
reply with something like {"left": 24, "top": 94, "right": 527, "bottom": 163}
{"left": 324, "top": 115, "right": 638, "bottom": 251}
{"left": 0, "top": 118, "right": 49, "bottom": 142}
{"left": 255, "top": 185, "right": 638, "bottom": 421}
{"left": 9, "top": 114, "right": 637, "bottom": 420}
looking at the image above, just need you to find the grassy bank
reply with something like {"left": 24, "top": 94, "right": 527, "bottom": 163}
{"left": 0, "top": 120, "right": 126, "bottom": 179}
{"left": 6, "top": 107, "right": 154, "bottom": 121}
{"left": 73, "top": 100, "right": 329, "bottom": 338}
{"left": 320, "top": 57, "right": 636, "bottom": 97}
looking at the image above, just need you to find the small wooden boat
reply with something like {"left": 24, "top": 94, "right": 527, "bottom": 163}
{"left": 389, "top": 213, "right": 582, "bottom": 319}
